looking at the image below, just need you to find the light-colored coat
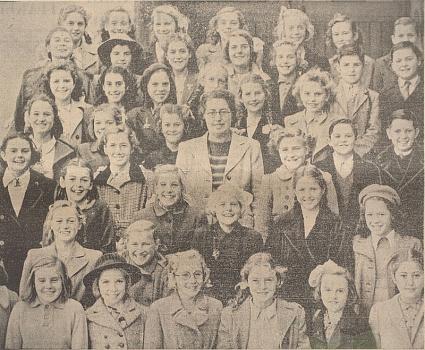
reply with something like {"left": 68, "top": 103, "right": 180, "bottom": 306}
{"left": 19, "top": 242, "right": 102, "bottom": 302}
{"left": 369, "top": 294, "right": 424, "bottom": 349}
{"left": 143, "top": 293, "right": 223, "bottom": 349}
{"left": 353, "top": 232, "right": 422, "bottom": 315}
{"left": 176, "top": 132, "right": 264, "bottom": 228}
{"left": 86, "top": 297, "right": 148, "bottom": 349}
{"left": 217, "top": 298, "right": 311, "bottom": 349}
{"left": 330, "top": 83, "right": 380, "bottom": 157}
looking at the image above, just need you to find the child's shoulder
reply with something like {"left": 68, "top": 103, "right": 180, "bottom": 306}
{"left": 64, "top": 298, "right": 85, "bottom": 312}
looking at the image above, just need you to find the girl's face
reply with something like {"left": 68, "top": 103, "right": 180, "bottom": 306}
{"left": 228, "top": 35, "right": 251, "bottom": 68}
{"left": 51, "top": 206, "right": 80, "bottom": 243}
{"left": 147, "top": 70, "right": 171, "bottom": 105}
{"left": 127, "top": 230, "right": 156, "bottom": 267}
{"left": 1, "top": 137, "right": 32, "bottom": 175}
{"left": 329, "top": 123, "right": 355, "bottom": 156}
{"left": 204, "top": 98, "right": 232, "bottom": 137}
{"left": 320, "top": 273, "right": 349, "bottom": 313}
{"left": 49, "top": 69, "right": 75, "bottom": 102}
{"left": 214, "top": 193, "right": 242, "bottom": 227}
{"left": 240, "top": 82, "right": 265, "bottom": 114}
{"left": 60, "top": 165, "right": 92, "bottom": 205}
{"left": 216, "top": 11, "right": 240, "bottom": 40}
{"left": 203, "top": 68, "right": 228, "bottom": 92}
{"left": 278, "top": 137, "right": 307, "bottom": 170}
{"left": 391, "top": 47, "right": 420, "bottom": 81}
{"left": 275, "top": 45, "right": 297, "bottom": 76}
{"left": 93, "top": 111, "right": 117, "bottom": 140}
{"left": 332, "top": 21, "right": 356, "bottom": 49}
{"left": 28, "top": 100, "right": 55, "bottom": 136}
{"left": 34, "top": 266, "right": 63, "bottom": 304}
{"left": 295, "top": 176, "right": 324, "bottom": 210}
{"left": 394, "top": 261, "right": 424, "bottom": 301}
{"left": 283, "top": 16, "right": 307, "bottom": 46}
{"left": 110, "top": 44, "right": 132, "bottom": 70}
{"left": 364, "top": 198, "right": 392, "bottom": 237}
{"left": 106, "top": 11, "right": 131, "bottom": 36}
{"left": 103, "top": 72, "right": 126, "bottom": 104}
{"left": 104, "top": 132, "right": 132, "bottom": 167}
{"left": 174, "top": 259, "right": 203, "bottom": 299}
{"left": 161, "top": 112, "right": 185, "bottom": 145}
{"left": 155, "top": 172, "right": 183, "bottom": 209}
{"left": 98, "top": 269, "right": 127, "bottom": 307}
{"left": 153, "top": 12, "right": 176, "bottom": 42}
{"left": 63, "top": 12, "right": 86, "bottom": 44}
{"left": 247, "top": 265, "right": 278, "bottom": 306}
{"left": 300, "top": 81, "right": 327, "bottom": 114}
{"left": 167, "top": 40, "right": 190, "bottom": 72}
{"left": 47, "top": 30, "right": 74, "bottom": 59}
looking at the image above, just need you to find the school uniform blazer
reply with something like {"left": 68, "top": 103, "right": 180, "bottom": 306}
{"left": 369, "top": 294, "right": 423, "bottom": 349}
{"left": 217, "top": 298, "right": 311, "bottom": 349}
{"left": 13, "top": 59, "right": 94, "bottom": 131}
{"left": 19, "top": 242, "right": 102, "bottom": 302}
{"left": 371, "top": 53, "right": 397, "bottom": 93}
{"left": 86, "top": 297, "right": 148, "bottom": 350}
{"left": 310, "top": 306, "right": 375, "bottom": 349}
{"left": 0, "top": 169, "right": 55, "bottom": 292}
{"left": 330, "top": 83, "right": 380, "bottom": 157}
{"left": 176, "top": 132, "right": 264, "bottom": 228}
{"left": 329, "top": 54, "right": 375, "bottom": 89}
{"left": 144, "top": 293, "right": 223, "bottom": 349}
{"left": 352, "top": 232, "right": 422, "bottom": 315}
{"left": 284, "top": 110, "right": 338, "bottom": 162}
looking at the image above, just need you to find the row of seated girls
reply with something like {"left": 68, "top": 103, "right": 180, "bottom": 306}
{"left": 0, "top": 2, "right": 423, "bottom": 349}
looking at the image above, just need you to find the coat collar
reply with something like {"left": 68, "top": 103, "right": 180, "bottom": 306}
{"left": 54, "top": 139, "right": 75, "bottom": 166}
{"left": 335, "top": 82, "right": 370, "bottom": 116}
{"left": 44, "top": 242, "right": 89, "bottom": 278}
{"left": 152, "top": 198, "right": 188, "bottom": 217}
{"left": 94, "top": 162, "right": 145, "bottom": 186}
{"left": 86, "top": 297, "right": 143, "bottom": 331}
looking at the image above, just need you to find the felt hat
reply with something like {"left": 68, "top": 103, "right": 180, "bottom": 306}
{"left": 97, "top": 34, "right": 143, "bottom": 67}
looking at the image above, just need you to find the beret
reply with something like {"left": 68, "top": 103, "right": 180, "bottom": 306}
{"left": 358, "top": 184, "right": 401, "bottom": 206}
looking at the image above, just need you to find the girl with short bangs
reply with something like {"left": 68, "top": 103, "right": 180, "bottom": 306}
{"left": 6, "top": 256, "right": 88, "bottom": 349}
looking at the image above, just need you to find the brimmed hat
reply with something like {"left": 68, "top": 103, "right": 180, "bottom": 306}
{"left": 98, "top": 34, "right": 143, "bottom": 67}
{"left": 83, "top": 253, "right": 142, "bottom": 290}
{"left": 207, "top": 183, "right": 253, "bottom": 214}
{"left": 358, "top": 184, "right": 401, "bottom": 206}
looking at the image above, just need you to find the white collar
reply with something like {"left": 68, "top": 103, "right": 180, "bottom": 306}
{"left": 371, "top": 230, "right": 396, "bottom": 251}
{"left": 394, "top": 147, "right": 413, "bottom": 158}
{"left": 109, "top": 163, "right": 130, "bottom": 177}
{"left": 31, "top": 136, "right": 56, "bottom": 154}
{"left": 3, "top": 168, "right": 30, "bottom": 188}
{"left": 398, "top": 75, "right": 419, "bottom": 90}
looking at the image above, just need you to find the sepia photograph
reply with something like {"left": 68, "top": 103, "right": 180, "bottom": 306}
{"left": 0, "top": 0, "right": 423, "bottom": 348}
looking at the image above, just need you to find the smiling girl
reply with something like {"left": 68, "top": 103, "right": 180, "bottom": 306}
{"left": 100, "top": 6, "right": 135, "bottom": 42}
{"left": 6, "top": 256, "right": 88, "bottom": 349}
{"left": 144, "top": 249, "right": 223, "bottom": 349}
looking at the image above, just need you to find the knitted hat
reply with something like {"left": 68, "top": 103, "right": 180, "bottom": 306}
{"left": 83, "top": 253, "right": 141, "bottom": 290}
{"left": 358, "top": 184, "right": 401, "bottom": 206}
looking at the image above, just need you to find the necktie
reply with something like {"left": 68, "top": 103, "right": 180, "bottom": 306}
{"left": 402, "top": 81, "right": 411, "bottom": 100}
{"left": 14, "top": 178, "right": 20, "bottom": 187}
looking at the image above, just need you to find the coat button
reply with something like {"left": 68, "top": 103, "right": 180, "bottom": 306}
{"left": 0, "top": 241, "right": 4, "bottom": 247}
{"left": 0, "top": 215, "right": 4, "bottom": 220}
{"left": 105, "top": 344, "right": 110, "bottom": 349}
{"left": 284, "top": 205, "right": 289, "bottom": 210}
{"left": 115, "top": 204, "right": 120, "bottom": 209}
{"left": 226, "top": 175, "right": 231, "bottom": 180}
{"left": 76, "top": 134, "right": 80, "bottom": 140}
{"left": 119, "top": 333, "right": 124, "bottom": 337}
{"left": 118, "top": 342, "right": 125, "bottom": 348}
{"left": 104, "top": 335, "right": 108, "bottom": 339}
{"left": 114, "top": 189, "right": 120, "bottom": 194}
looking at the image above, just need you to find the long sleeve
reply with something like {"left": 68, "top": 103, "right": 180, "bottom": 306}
{"left": 143, "top": 304, "right": 164, "bottom": 349}
{"left": 216, "top": 308, "right": 235, "bottom": 349}
{"left": 368, "top": 303, "right": 381, "bottom": 348}
{"left": 322, "top": 171, "right": 339, "bottom": 215}
{"left": 5, "top": 303, "right": 23, "bottom": 349}
{"left": 254, "top": 175, "right": 273, "bottom": 240}
{"left": 98, "top": 205, "right": 116, "bottom": 253}
{"left": 71, "top": 301, "right": 89, "bottom": 349}
{"left": 250, "top": 139, "right": 265, "bottom": 229}
{"left": 295, "top": 307, "right": 311, "bottom": 349}
{"left": 355, "top": 92, "right": 380, "bottom": 157}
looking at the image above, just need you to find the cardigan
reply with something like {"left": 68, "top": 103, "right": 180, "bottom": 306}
{"left": 217, "top": 297, "right": 311, "bottom": 349}
{"left": 0, "top": 169, "right": 55, "bottom": 292}
{"left": 144, "top": 293, "right": 223, "bottom": 349}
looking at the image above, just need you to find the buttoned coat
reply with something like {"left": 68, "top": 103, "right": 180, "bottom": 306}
{"left": 19, "top": 242, "right": 102, "bottom": 302}
{"left": 144, "top": 293, "right": 223, "bottom": 349}
{"left": 217, "top": 298, "right": 311, "bottom": 349}
{"left": 284, "top": 110, "right": 339, "bottom": 162}
{"left": 352, "top": 232, "right": 422, "bottom": 316}
{"left": 369, "top": 294, "right": 423, "bottom": 349}
{"left": 86, "top": 297, "right": 148, "bottom": 350}
{"left": 255, "top": 166, "right": 339, "bottom": 238}
{"left": 175, "top": 132, "right": 264, "bottom": 228}
{"left": 0, "top": 169, "right": 55, "bottom": 292}
{"left": 330, "top": 83, "right": 380, "bottom": 157}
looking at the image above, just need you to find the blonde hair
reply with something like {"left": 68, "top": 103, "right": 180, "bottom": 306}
{"left": 274, "top": 6, "right": 314, "bottom": 42}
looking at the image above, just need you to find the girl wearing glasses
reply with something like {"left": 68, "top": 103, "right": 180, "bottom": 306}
{"left": 176, "top": 89, "right": 264, "bottom": 228}
{"left": 144, "top": 249, "right": 223, "bottom": 349}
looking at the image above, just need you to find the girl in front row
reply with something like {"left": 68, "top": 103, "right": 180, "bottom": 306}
{"left": 308, "top": 259, "right": 375, "bottom": 349}
{"left": 6, "top": 256, "right": 88, "bottom": 349}
{"left": 369, "top": 248, "right": 423, "bottom": 349}
{"left": 217, "top": 252, "right": 310, "bottom": 349}
{"left": 353, "top": 184, "right": 422, "bottom": 317}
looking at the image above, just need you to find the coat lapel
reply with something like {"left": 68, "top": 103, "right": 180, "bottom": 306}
{"left": 276, "top": 299, "right": 296, "bottom": 346}
{"left": 351, "top": 89, "right": 369, "bottom": 116}
{"left": 224, "top": 134, "right": 249, "bottom": 176}
{"left": 197, "top": 134, "right": 213, "bottom": 176}
{"left": 19, "top": 171, "right": 44, "bottom": 219}
{"left": 353, "top": 235, "right": 375, "bottom": 260}
{"left": 236, "top": 299, "right": 251, "bottom": 349}
{"left": 0, "top": 181, "right": 16, "bottom": 219}
{"left": 410, "top": 303, "right": 424, "bottom": 345}
{"left": 181, "top": 72, "right": 198, "bottom": 104}
{"left": 66, "top": 243, "right": 89, "bottom": 278}
{"left": 53, "top": 140, "right": 75, "bottom": 167}
{"left": 86, "top": 299, "right": 127, "bottom": 333}
{"left": 169, "top": 293, "right": 202, "bottom": 333}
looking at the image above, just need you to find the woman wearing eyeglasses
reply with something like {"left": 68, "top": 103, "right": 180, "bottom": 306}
{"left": 143, "top": 250, "right": 223, "bottom": 349}
{"left": 176, "top": 89, "right": 264, "bottom": 228}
